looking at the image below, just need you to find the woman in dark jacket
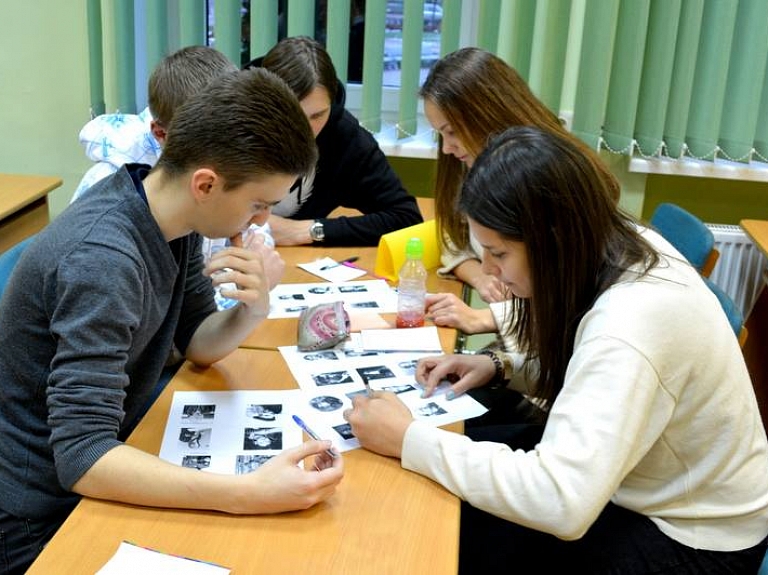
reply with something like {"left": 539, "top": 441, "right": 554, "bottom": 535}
{"left": 245, "top": 36, "right": 423, "bottom": 247}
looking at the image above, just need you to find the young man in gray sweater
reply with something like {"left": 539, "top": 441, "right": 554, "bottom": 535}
{"left": 0, "top": 68, "right": 343, "bottom": 573}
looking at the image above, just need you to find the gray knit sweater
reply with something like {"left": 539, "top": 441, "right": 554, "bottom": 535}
{"left": 0, "top": 165, "right": 216, "bottom": 519}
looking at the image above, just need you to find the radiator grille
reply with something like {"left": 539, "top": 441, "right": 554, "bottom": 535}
{"left": 706, "top": 224, "right": 768, "bottom": 316}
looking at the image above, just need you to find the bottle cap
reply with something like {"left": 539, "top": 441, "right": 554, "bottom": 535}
{"left": 405, "top": 237, "right": 424, "bottom": 259}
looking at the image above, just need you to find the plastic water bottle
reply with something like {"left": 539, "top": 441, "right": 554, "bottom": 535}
{"left": 245, "top": 222, "right": 275, "bottom": 248}
{"left": 202, "top": 237, "right": 238, "bottom": 311}
{"left": 203, "top": 226, "right": 275, "bottom": 311}
{"left": 396, "top": 237, "right": 427, "bottom": 328}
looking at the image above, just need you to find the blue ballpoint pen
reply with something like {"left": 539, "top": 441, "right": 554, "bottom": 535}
{"left": 292, "top": 415, "right": 338, "bottom": 459}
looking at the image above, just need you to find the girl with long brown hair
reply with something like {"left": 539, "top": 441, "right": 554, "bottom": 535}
{"left": 422, "top": 47, "right": 620, "bottom": 338}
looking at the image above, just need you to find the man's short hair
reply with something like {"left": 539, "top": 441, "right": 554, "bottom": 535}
{"left": 156, "top": 68, "right": 317, "bottom": 189}
{"left": 148, "top": 46, "right": 238, "bottom": 127}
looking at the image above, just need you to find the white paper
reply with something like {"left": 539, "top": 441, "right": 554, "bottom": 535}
{"left": 268, "top": 280, "right": 398, "bottom": 319}
{"left": 279, "top": 345, "right": 488, "bottom": 452}
{"left": 97, "top": 541, "right": 230, "bottom": 575}
{"left": 158, "top": 390, "right": 303, "bottom": 475}
{"left": 297, "top": 257, "right": 367, "bottom": 282}
{"left": 359, "top": 326, "right": 442, "bottom": 353}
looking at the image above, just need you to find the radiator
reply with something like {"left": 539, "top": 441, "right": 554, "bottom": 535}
{"left": 706, "top": 224, "right": 768, "bottom": 317}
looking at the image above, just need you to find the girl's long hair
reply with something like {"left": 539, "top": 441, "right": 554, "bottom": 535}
{"left": 421, "top": 47, "right": 620, "bottom": 253}
{"left": 460, "top": 127, "right": 657, "bottom": 409}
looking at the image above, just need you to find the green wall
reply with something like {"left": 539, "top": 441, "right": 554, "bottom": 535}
{"left": 388, "top": 156, "right": 437, "bottom": 198}
{"left": 642, "top": 175, "right": 768, "bottom": 224}
{"left": 0, "top": 1, "right": 92, "bottom": 219}
{"left": 389, "top": 151, "right": 648, "bottom": 218}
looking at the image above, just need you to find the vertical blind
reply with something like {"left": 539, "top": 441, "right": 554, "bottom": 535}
{"left": 87, "top": 0, "right": 768, "bottom": 164}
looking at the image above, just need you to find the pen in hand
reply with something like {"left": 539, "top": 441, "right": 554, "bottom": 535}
{"left": 292, "top": 415, "right": 338, "bottom": 460}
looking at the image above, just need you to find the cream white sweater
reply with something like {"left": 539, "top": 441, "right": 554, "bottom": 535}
{"left": 403, "top": 229, "right": 768, "bottom": 551}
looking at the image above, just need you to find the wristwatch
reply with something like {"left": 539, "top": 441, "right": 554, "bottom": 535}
{"left": 309, "top": 220, "right": 325, "bottom": 242}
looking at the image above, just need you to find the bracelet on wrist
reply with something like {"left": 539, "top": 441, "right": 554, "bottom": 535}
{"left": 477, "top": 349, "right": 505, "bottom": 383}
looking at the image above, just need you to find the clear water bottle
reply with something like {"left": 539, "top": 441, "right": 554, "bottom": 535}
{"left": 244, "top": 222, "right": 275, "bottom": 248}
{"left": 202, "top": 237, "right": 238, "bottom": 310}
{"left": 396, "top": 237, "right": 427, "bottom": 328}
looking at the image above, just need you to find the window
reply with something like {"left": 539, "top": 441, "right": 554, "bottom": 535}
{"left": 205, "top": 0, "right": 443, "bottom": 87}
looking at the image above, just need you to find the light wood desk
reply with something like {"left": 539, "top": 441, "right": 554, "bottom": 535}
{"left": 29, "top": 197, "right": 463, "bottom": 574}
{"left": 740, "top": 220, "right": 768, "bottom": 431}
{"left": 241, "top": 242, "right": 461, "bottom": 350}
{"left": 0, "top": 173, "right": 62, "bottom": 252}
{"left": 28, "top": 351, "right": 460, "bottom": 574}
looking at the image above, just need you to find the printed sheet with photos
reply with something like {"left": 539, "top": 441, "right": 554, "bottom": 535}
{"left": 158, "top": 390, "right": 303, "bottom": 474}
{"left": 268, "top": 279, "right": 397, "bottom": 319}
{"left": 279, "top": 344, "right": 488, "bottom": 453}
{"left": 157, "top": 346, "right": 488, "bottom": 469}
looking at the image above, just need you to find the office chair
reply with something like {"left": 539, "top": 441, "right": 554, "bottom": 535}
{"left": 703, "top": 276, "right": 748, "bottom": 348}
{"left": 650, "top": 203, "right": 719, "bottom": 277}
{"left": 0, "top": 234, "right": 35, "bottom": 300}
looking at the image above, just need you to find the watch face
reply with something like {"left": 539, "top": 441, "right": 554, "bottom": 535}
{"left": 310, "top": 221, "right": 324, "bottom": 241}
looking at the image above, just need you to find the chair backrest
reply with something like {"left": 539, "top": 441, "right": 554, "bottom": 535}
{"left": 759, "top": 547, "right": 768, "bottom": 575}
{"left": 0, "top": 235, "right": 35, "bottom": 300}
{"left": 650, "top": 203, "right": 719, "bottom": 277}
{"left": 703, "top": 276, "right": 748, "bottom": 347}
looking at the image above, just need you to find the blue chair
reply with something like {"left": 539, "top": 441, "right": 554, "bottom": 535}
{"left": 703, "top": 276, "right": 748, "bottom": 347}
{"left": 760, "top": 549, "right": 768, "bottom": 575}
{"left": 650, "top": 203, "right": 719, "bottom": 277}
{"left": 0, "top": 235, "right": 35, "bottom": 300}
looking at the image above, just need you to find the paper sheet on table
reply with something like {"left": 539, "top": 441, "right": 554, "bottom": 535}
{"left": 278, "top": 344, "right": 487, "bottom": 452}
{"left": 298, "top": 257, "right": 366, "bottom": 282}
{"left": 97, "top": 541, "right": 230, "bottom": 574}
{"left": 268, "top": 280, "right": 397, "bottom": 319}
{"left": 359, "top": 326, "right": 443, "bottom": 353}
{"left": 158, "top": 390, "right": 303, "bottom": 475}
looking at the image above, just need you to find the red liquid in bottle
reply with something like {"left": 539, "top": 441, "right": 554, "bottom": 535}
{"left": 396, "top": 310, "right": 425, "bottom": 328}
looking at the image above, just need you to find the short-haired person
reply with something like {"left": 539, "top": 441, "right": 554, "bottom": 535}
{"left": 245, "top": 36, "right": 423, "bottom": 246}
{"left": 345, "top": 127, "right": 768, "bottom": 573}
{"left": 73, "top": 45, "right": 238, "bottom": 201}
{"left": 421, "top": 47, "right": 620, "bottom": 341}
{"left": 0, "top": 69, "right": 343, "bottom": 574}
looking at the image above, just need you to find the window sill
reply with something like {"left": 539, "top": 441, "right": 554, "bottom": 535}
{"left": 374, "top": 127, "right": 438, "bottom": 159}
{"left": 629, "top": 157, "right": 768, "bottom": 183}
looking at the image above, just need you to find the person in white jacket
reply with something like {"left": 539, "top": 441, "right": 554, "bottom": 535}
{"left": 72, "top": 46, "right": 237, "bottom": 202}
{"left": 345, "top": 126, "right": 768, "bottom": 574}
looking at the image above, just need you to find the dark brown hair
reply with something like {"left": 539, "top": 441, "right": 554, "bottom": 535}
{"left": 148, "top": 46, "right": 237, "bottom": 127}
{"left": 156, "top": 68, "right": 317, "bottom": 190}
{"left": 460, "top": 126, "right": 657, "bottom": 410}
{"left": 421, "top": 47, "right": 620, "bottom": 254}
{"left": 262, "top": 36, "right": 338, "bottom": 102}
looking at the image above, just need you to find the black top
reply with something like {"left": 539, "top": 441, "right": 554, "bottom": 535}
{"left": 245, "top": 56, "right": 423, "bottom": 246}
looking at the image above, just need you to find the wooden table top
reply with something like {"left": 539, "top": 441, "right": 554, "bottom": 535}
{"left": 741, "top": 219, "right": 768, "bottom": 259}
{"left": 28, "top": 196, "right": 463, "bottom": 574}
{"left": 241, "top": 241, "right": 462, "bottom": 350}
{"left": 28, "top": 349, "right": 460, "bottom": 575}
{"left": 0, "top": 172, "right": 61, "bottom": 219}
